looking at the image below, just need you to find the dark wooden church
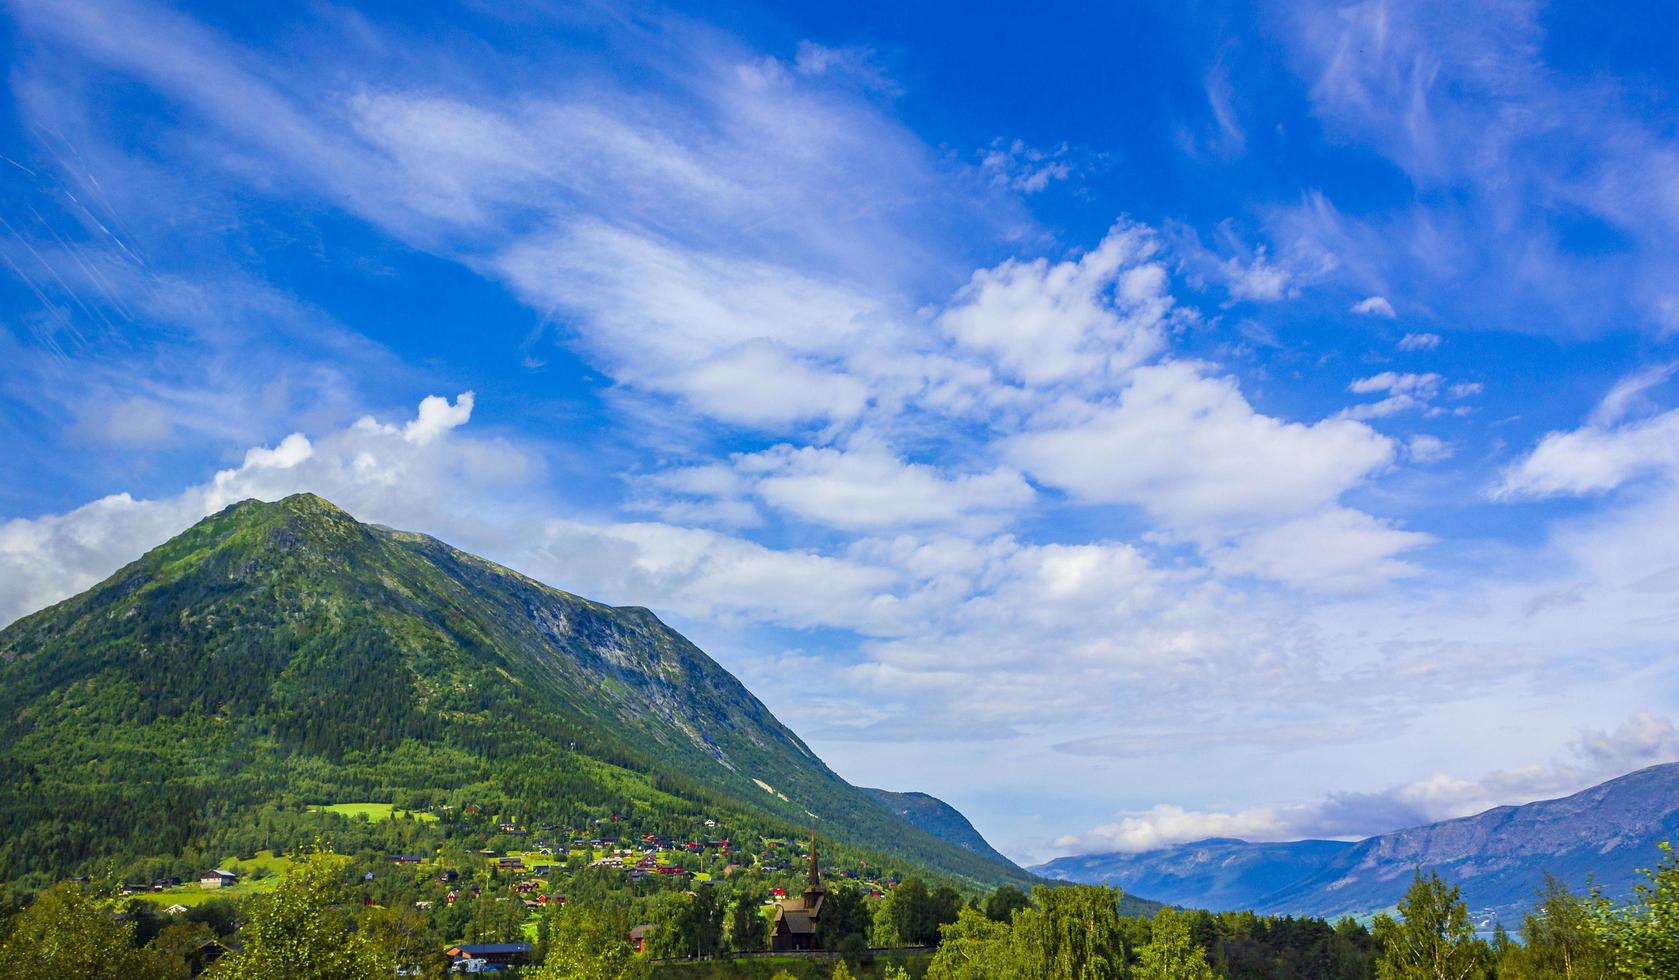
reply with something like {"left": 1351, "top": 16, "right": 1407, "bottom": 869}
{"left": 770, "top": 836, "right": 827, "bottom": 951}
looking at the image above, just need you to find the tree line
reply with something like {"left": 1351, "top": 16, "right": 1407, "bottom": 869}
{"left": 2, "top": 842, "right": 1675, "bottom": 978}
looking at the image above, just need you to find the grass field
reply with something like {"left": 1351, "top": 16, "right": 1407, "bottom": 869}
{"left": 306, "top": 802, "right": 439, "bottom": 823}
{"left": 131, "top": 850, "right": 296, "bottom": 907}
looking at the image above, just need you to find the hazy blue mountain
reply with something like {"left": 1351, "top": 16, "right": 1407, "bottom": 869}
{"left": 1034, "top": 838, "right": 1356, "bottom": 913}
{"left": 1035, "top": 763, "right": 1679, "bottom": 922}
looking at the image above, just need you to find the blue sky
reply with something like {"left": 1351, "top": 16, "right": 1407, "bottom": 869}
{"left": 3, "top": 0, "right": 1678, "bottom": 862}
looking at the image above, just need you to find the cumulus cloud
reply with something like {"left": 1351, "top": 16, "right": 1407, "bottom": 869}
{"left": 1011, "top": 361, "right": 1395, "bottom": 533}
{"left": 403, "top": 392, "right": 475, "bottom": 444}
{"left": 939, "top": 222, "right": 1170, "bottom": 386}
{"left": 1352, "top": 296, "right": 1397, "bottom": 318}
{"left": 1397, "top": 331, "right": 1440, "bottom": 350}
{"left": 0, "top": 394, "right": 525, "bottom": 625}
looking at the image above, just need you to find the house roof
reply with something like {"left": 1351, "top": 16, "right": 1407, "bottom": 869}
{"left": 447, "top": 943, "right": 533, "bottom": 955}
{"left": 204, "top": 869, "right": 236, "bottom": 877}
{"left": 778, "top": 910, "right": 816, "bottom": 934}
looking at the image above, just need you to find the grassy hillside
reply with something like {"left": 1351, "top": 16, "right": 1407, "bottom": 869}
{"left": 0, "top": 494, "right": 1030, "bottom": 892}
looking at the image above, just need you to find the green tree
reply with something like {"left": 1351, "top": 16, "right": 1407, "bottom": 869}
{"left": 817, "top": 884, "right": 873, "bottom": 952}
{"left": 209, "top": 849, "right": 394, "bottom": 980}
{"left": 1372, "top": 870, "right": 1490, "bottom": 980}
{"left": 886, "top": 878, "right": 965, "bottom": 946}
{"left": 530, "top": 904, "right": 649, "bottom": 980}
{"left": 360, "top": 903, "right": 447, "bottom": 978}
{"left": 1012, "top": 884, "right": 1129, "bottom": 980}
{"left": 649, "top": 887, "right": 725, "bottom": 959}
{"left": 1488, "top": 876, "right": 1613, "bottom": 979}
{"left": 925, "top": 906, "right": 1016, "bottom": 980}
{"left": 0, "top": 883, "right": 169, "bottom": 980}
{"left": 985, "top": 884, "right": 1033, "bottom": 923}
{"left": 149, "top": 921, "right": 221, "bottom": 979}
{"left": 1135, "top": 907, "right": 1213, "bottom": 980}
{"left": 832, "top": 962, "right": 856, "bottom": 980}
{"left": 467, "top": 892, "right": 528, "bottom": 943}
{"left": 728, "top": 891, "right": 769, "bottom": 952}
{"left": 872, "top": 897, "right": 904, "bottom": 948}
{"left": 1587, "top": 841, "right": 1679, "bottom": 978}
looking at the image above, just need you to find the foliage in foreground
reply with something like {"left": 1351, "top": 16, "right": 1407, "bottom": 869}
{"left": 6, "top": 840, "right": 1679, "bottom": 978}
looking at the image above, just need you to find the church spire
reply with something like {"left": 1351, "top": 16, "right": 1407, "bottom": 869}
{"left": 805, "top": 832, "right": 824, "bottom": 893}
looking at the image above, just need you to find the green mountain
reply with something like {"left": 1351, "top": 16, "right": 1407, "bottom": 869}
{"left": 862, "top": 788, "right": 1017, "bottom": 869}
{"left": 0, "top": 493, "right": 1030, "bottom": 890}
{"left": 1035, "top": 762, "right": 1679, "bottom": 923}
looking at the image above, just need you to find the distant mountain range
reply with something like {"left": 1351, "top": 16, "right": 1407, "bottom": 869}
{"left": 1035, "top": 762, "right": 1679, "bottom": 923}
{"left": 0, "top": 494, "right": 1028, "bottom": 888}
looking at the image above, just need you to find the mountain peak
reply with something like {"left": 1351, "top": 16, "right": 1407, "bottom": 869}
{"left": 215, "top": 491, "right": 355, "bottom": 528}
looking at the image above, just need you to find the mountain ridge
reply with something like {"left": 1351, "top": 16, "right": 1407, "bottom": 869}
{"left": 861, "top": 787, "right": 1017, "bottom": 869}
{"left": 1034, "top": 762, "right": 1679, "bottom": 922}
{"left": 0, "top": 493, "right": 1030, "bottom": 888}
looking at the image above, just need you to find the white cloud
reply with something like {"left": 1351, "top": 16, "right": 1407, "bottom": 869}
{"left": 663, "top": 342, "right": 870, "bottom": 428}
{"left": 1590, "top": 362, "right": 1676, "bottom": 426}
{"left": 1210, "top": 507, "right": 1431, "bottom": 593}
{"left": 1397, "top": 331, "right": 1441, "bottom": 350}
{"left": 1278, "top": 0, "right": 1679, "bottom": 336}
{"left": 738, "top": 445, "right": 1034, "bottom": 531}
{"left": 1344, "top": 372, "right": 1447, "bottom": 419}
{"left": 1495, "top": 369, "right": 1679, "bottom": 499}
{"left": 1053, "top": 713, "right": 1679, "bottom": 854}
{"left": 1495, "top": 409, "right": 1679, "bottom": 499}
{"left": 1053, "top": 804, "right": 1297, "bottom": 854}
{"left": 1352, "top": 295, "right": 1398, "bottom": 318}
{"left": 0, "top": 394, "right": 529, "bottom": 625}
{"left": 1011, "top": 361, "right": 1395, "bottom": 533}
{"left": 1348, "top": 372, "right": 1442, "bottom": 396}
{"left": 979, "top": 138, "right": 1077, "bottom": 194}
{"left": 404, "top": 392, "right": 475, "bottom": 444}
{"left": 527, "top": 519, "right": 899, "bottom": 632}
{"left": 939, "top": 222, "right": 1170, "bottom": 386}
{"left": 496, "top": 224, "right": 879, "bottom": 383}
{"left": 1408, "top": 434, "right": 1455, "bottom": 463}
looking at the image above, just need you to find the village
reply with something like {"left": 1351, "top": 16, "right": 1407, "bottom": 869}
{"left": 114, "top": 803, "right": 915, "bottom": 973}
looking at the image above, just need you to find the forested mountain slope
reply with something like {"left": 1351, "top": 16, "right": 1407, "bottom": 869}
{"left": 1036, "top": 763, "right": 1679, "bottom": 922}
{"left": 0, "top": 494, "right": 1029, "bottom": 889}
{"left": 862, "top": 788, "right": 1019, "bottom": 870}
